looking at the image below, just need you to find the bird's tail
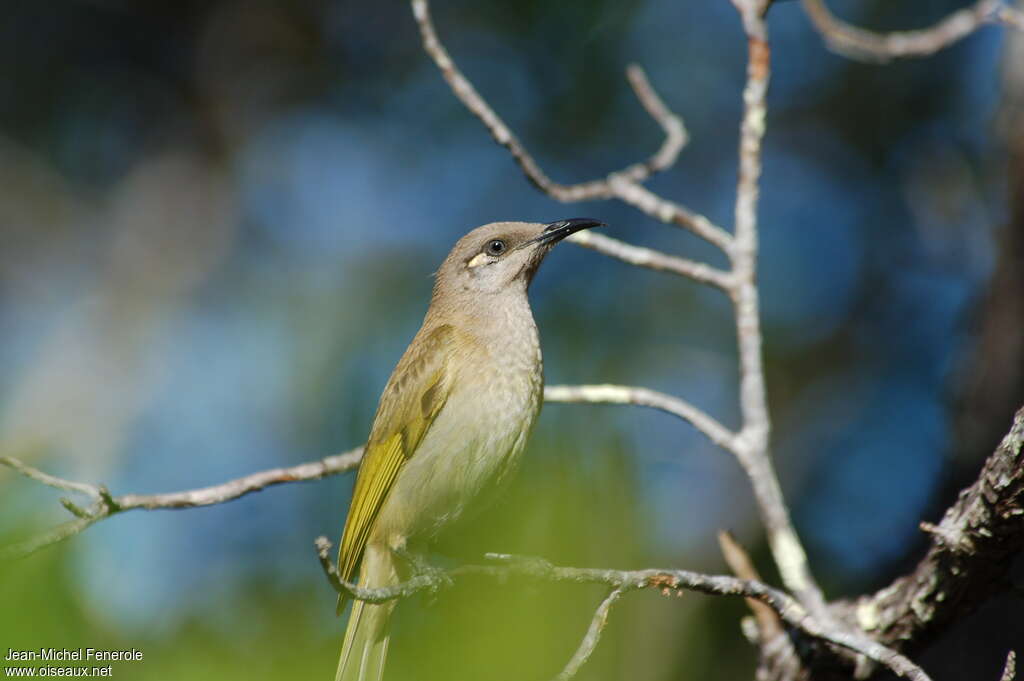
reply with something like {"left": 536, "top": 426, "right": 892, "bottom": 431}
{"left": 336, "top": 546, "right": 396, "bottom": 681}
{"left": 335, "top": 599, "right": 390, "bottom": 681}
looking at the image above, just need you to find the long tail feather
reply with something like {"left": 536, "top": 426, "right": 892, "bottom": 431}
{"left": 336, "top": 599, "right": 391, "bottom": 681}
{"left": 336, "top": 545, "right": 397, "bottom": 681}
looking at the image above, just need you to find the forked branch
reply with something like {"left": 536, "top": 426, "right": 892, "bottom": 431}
{"left": 413, "top": 0, "right": 823, "bottom": 619}
{"left": 0, "top": 449, "right": 363, "bottom": 559}
{"left": 410, "top": 0, "right": 732, "bottom": 251}
{"left": 313, "top": 538, "right": 936, "bottom": 681}
{"left": 1, "top": 384, "right": 730, "bottom": 559}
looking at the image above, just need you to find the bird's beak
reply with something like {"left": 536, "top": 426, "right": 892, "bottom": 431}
{"left": 528, "top": 218, "right": 605, "bottom": 248}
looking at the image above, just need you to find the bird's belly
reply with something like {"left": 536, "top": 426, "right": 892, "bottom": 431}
{"left": 371, "top": 379, "right": 540, "bottom": 547}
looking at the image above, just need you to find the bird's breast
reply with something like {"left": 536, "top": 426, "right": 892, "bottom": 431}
{"left": 372, "top": 322, "right": 543, "bottom": 545}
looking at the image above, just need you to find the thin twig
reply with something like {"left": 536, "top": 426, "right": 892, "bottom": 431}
{"left": 1, "top": 514, "right": 106, "bottom": 560}
{"left": 553, "top": 587, "right": 625, "bottom": 681}
{"left": 543, "top": 384, "right": 739, "bottom": 453}
{"left": 566, "top": 231, "right": 733, "bottom": 290}
{"left": 0, "top": 456, "right": 102, "bottom": 498}
{"left": 409, "top": 0, "right": 733, "bottom": 251}
{"left": 114, "top": 449, "right": 364, "bottom": 509}
{"left": 620, "top": 64, "right": 689, "bottom": 182}
{"left": 801, "top": 0, "right": 1004, "bottom": 62}
{"left": 1002, "top": 651, "right": 1017, "bottom": 681}
{"left": 728, "top": 0, "right": 827, "bottom": 617}
{"left": 315, "top": 539, "right": 934, "bottom": 681}
{"left": 0, "top": 449, "right": 363, "bottom": 559}
{"left": 413, "top": 0, "right": 824, "bottom": 632}
{"left": 410, "top": 0, "right": 679, "bottom": 201}
{"left": 718, "top": 530, "right": 782, "bottom": 639}
{"left": 2, "top": 380, "right": 734, "bottom": 559}
{"left": 719, "top": 532, "right": 808, "bottom": 680}
{"left": 1, "top": 377, "right": 740, "bottom": 560}
{"left": 607, "top": 175, "right": 734, "bottom": 250}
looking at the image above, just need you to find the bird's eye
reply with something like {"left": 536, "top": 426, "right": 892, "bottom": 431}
{"left": 485, "top": 239, "right": 507, "bottom": 256}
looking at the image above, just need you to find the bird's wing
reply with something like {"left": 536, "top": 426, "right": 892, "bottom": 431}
{"left": 336, "top": 323, "right": 455, "bottom": 600}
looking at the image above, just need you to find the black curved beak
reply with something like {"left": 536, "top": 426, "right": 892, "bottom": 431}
{"left": 534, "top": 217, "right": 605, "bottom": 246}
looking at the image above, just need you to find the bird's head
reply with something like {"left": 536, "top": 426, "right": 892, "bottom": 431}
{"left": 434, "top": 218, "right": 604, "bottom": 298}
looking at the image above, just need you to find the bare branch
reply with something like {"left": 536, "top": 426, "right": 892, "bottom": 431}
{"left": 409, "top": 0, "right": 682, "bottom": 201}
{"left": 718, "top": 530, "right": 782, "bottom": 640}
{"left": 114, "top": 449, "right": 363, "bottom": 510}
{"left": 838, "top": 407, "right": 1024, "bottom": 654}
{"left": 1, "top": 514, "right": 106, "bottom": 561}
{"left": 619, "top": 64, "right": 689, "bottom": 182}
{"left": 409, "top": 0, "right": 733, "bottom": 251}
{"left": 0, "top": 456, "right": 103, "bottom": 498}
{"left": 801, "top": 0, "right": 1004, "bottom": 62}
{"left": 1, "top": 380, "right": 740, "bottom": 561}
{"left": 8, "top": 403, "right": 1019, "bottom": 680}
{"left": 314, "top": 535, "right": 446, "bottom": 604}
{"left": 1, "top": 381, "right": 736, "bottom": 560}
{"left": 543, "top": 384, "right": 739, "bottom": 453}
{"left": 1002, "top": 651, "right": 1017, "bottom": 681}
{"left": 728, "top": 0, "right": 828, "bottom": 617}
{"left": 552, "top": 587, "right": 624, "bottom": 681}
{"left": 0, "top": 448, "right": 363, "bottom": 559}
{"left": 606, "top": 175, "right": 734, "bottom": 251}
{"left": 410, "top": 0, "right": 825, "bottom": 636}
{"left": 566, "top": 230, "right": 734, "bottom": 290}
{"left": 315, "top": 539, "right": 935, "bottom": 681}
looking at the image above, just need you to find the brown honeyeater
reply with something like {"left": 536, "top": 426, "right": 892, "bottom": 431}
{"left": 334, "top": 218, "right": 604, "bottom": 681}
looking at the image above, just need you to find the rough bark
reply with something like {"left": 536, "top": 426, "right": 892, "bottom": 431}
{"left": 836, "top": 408, "right": 1024, "bottom": 655}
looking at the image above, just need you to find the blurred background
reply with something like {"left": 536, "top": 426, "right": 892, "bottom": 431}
{"left": 1, "top": 0, "right": 1022, "bottom": 679}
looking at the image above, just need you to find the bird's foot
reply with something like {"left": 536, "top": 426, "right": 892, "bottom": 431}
{"left": 392, "top": 547, "right": 454, "bottom": 594}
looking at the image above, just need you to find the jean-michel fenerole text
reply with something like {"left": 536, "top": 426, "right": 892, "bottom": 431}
{"left": 5, "top": 649, "right": 143, "bottom": 663}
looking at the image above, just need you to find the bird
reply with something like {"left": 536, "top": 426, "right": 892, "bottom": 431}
{"left": 334, "top": 218, "right": 604, "bottom": 681}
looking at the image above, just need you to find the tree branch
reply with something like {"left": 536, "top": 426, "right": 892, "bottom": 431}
{"left": 837, "top": 407, "right": 1024, "bottom": 655}
{"left": 543, "top": 384, "right": 739, "bottom": 453}
{"left": 552, "top": 587, "right": 624, "bottom": 681}
{"left": 718, "top": 530, "right": 783, "bottom": 641}
{"left": 800, "top": 0, "right": 1006, "bottom": 62}
{"left": 1002, "top": 651, "right": 1017, "bottom": 681}
{"left": 608, "top": 175, "right": 734, "bottom": 251}
{"left": 314, "top": 538, "right": 934, "bottom": 681}
{"left": 409, "top": 0, "right": 733, "bottom": 251}
{"left": 728, "top": 0, "right": 828, "bottom": 618}
{"left": 1, "top": 514, "right": 106, "bottom": 562}
{"left": 615, "top": 64, "right": 689, "bottom": 186}
{"left": 409, "top": 0, "right": 685, "bottom": 199}
{"left": 565, "top": 230, "right": 734, "bottom": 290}
{"left": 1, "top": 383, "right": 733, "bottom": 559}
{"left": 12, "top": 395, "right": 1012, "bottom": 677}
{"left": 410, "top": 0, "right": 827, "bottom": 646}
{"left": 1, "top": 456, "right": 105, "bottom": 498}
{"left": 0, "top": 448, "right": 363, "bottom": 559}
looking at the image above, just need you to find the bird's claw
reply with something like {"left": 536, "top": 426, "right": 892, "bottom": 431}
{"left": 393, "top": 547, "right": 453, "bottom": 593}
